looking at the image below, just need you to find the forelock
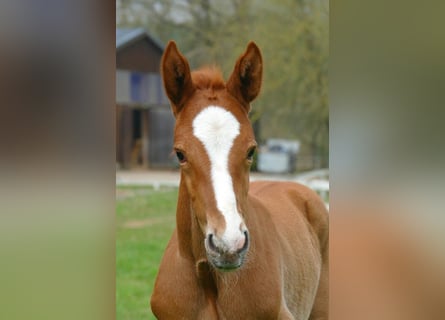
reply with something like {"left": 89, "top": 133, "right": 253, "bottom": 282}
{"left": 191, "top": 67, "right": 226, "bottom": 91}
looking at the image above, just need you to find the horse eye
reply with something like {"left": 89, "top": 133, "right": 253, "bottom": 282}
{"left": 176, "top": 151, "right": 187, "bottom": 163}
{"left": 246, "top": 147, "right": 256, "bottom": 161}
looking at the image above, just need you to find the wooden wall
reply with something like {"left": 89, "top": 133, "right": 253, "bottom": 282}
{"left": 116, "top": 35, "right": 174, "bottom": 169}
{"left": 116, "top": 39, "right": 162, "bottom": 72}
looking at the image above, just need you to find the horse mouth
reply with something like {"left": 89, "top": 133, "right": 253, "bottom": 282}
{"left": 206, "top": 252, "right": 246, "bottom": 272}
{"left": 212, "top": 260, "right": 242, "bottom": 271}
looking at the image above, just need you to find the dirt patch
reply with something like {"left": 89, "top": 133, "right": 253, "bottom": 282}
{"left": 116, "top": 188, "right": 152, "bottom": 200}
{"left": 116, "top": 187, "right": 176, "bottom": 200}
{"left": 123, "top": 217, "right": 173, "bottom": 229}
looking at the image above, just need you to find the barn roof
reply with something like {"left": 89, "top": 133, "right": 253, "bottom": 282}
{"left": 116, "top": 28, "right": 164, "bottom": 52}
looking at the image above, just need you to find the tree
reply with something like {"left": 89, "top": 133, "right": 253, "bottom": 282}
{"left": 117, "top": 0, "right": 329, "bottom": 170}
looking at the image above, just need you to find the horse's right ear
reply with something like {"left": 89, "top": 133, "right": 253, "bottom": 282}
{"left": 161, "top": 41, "right": 195, "bottom": 117}
{"left": 227, "top": 42, "right": 263, "bottom": 113}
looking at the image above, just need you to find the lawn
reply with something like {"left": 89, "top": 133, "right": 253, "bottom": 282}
{"left": 116, "top": 186, "right": 178, "bottom": 320}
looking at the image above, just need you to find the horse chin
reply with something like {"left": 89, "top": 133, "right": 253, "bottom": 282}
{"left": 207, "top": 253, "right": 246, "bottom": 272}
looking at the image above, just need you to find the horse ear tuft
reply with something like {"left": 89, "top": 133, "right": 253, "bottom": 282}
{"left": 227, "top": 42, "right": 263, "bottom": 113}
{"left": 161, "top": 41, "right": 195, "bottom": 117}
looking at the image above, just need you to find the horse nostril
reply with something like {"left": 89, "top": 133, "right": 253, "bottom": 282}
{"left": 208, "top": 234, "right": 220, "bottom": 253}
{"left": 238, "top": 231, "right": 249, "bottom": 253}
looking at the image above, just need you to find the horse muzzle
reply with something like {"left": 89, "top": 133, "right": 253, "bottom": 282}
{"left": 205, "top": 231, "right": 249, "bottom": 271}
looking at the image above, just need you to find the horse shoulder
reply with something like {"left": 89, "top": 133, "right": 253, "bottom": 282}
{"left": 272, "top": 181, "right": 329, "bottom": 320}
{"left": 249, "top": 181, "right": 329, "bottom": 319}
{"left": 151, "top": 231, "right": 214, "bottom": 319}
{"left": 249, "top": 180, "right": 328, "bottom": 250}
{"left": 283, "top": 182, "right": 329, "bottom": 320}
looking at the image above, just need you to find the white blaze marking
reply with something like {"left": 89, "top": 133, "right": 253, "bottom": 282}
{"left": 193, "top": 106, "right": 245, "bottom": 251}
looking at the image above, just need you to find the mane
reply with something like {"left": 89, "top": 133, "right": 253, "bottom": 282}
{"left": 191, "top": 66, "right": 226, "bottom": 91}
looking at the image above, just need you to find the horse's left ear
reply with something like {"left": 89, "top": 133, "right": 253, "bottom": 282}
{"left": 227, "top": 42, "right": 263, "bottom": 113}
{"left": 161, "top": 41, "right": 195, "bottom": 117}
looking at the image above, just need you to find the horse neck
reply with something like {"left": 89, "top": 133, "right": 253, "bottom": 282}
{"left": 176, "top": 176, "right": 207, "bottom": 263}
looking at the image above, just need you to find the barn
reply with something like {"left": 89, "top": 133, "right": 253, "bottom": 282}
{"left": 116, "top": 28, "right": 175, "bottom": 169}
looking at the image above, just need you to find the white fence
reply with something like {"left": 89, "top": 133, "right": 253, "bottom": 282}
{"left": 294, "top": 169, "right": 329, "bottom": 210}
{"left": 116, "top": 169, "right": 330, "bottom": 209}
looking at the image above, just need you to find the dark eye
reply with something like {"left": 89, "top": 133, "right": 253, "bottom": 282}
{"left": 175, "top": 151, "right": 187, "bottom": 164}
{"left": 246, "top": 147, "right": 256, "bottom": 161}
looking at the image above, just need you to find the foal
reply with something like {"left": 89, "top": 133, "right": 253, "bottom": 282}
{"left": 150, "top": 41, "right": 329, "bottom": 320}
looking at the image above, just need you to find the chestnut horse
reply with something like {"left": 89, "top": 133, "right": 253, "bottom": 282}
{"left": 150, "top": 41, "right": 329, "bottom": 319}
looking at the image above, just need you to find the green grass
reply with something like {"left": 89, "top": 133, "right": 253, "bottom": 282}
{"left": 116, "top": 186, "right": 178, "bottom": 320}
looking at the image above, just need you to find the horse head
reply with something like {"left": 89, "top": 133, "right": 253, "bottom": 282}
{"left": 161, "top": 41, "right": 263, "bottom": 271}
